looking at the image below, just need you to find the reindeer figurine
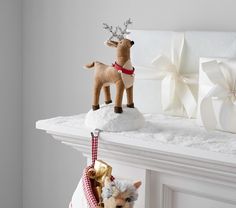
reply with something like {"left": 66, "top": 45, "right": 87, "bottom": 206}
{"left": 85, "top": 19, "right": 135, "bottom": 113}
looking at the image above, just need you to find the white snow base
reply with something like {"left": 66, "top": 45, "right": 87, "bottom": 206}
{"left": 85, "top": 104, "right": 145, "bottom": 132}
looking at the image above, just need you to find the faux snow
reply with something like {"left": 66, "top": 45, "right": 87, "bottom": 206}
{"left": 85, "top": 104, "right": 145, "bottom": 132}
{"left": 37, "top": 114, "right": 236, "bottom": 155}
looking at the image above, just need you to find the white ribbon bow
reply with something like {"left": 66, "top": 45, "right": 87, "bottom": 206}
{"left": 136, "top": 32, "right": 198, "bottom": 118}
{"left": 200, "top": 60, "right": 236, "bottom": 131}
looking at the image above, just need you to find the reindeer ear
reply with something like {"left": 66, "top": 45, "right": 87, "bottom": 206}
{"left": 133, "top": 181, "right": 142, "bottom": 189}
{"left": 105, "top": 40, "right": 118, "bottom": 48}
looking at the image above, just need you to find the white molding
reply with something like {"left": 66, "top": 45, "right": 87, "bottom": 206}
{"left": 157, "top": 171, "right": 236, "bottom": 208}
{"left": 162, "top": 184, "right": 236, "bottom": 206}
{"left": 49, "top": 133, "right": 236, "bottom": 189}
{"left": 162, "top": 185, "right": 173, "bottom": 208}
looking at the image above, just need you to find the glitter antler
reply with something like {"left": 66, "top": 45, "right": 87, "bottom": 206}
{"left": 102, "top": 23, "right": 119, "bottom": 40}
{"left": 117, "top": 18, "right": 132, "bottom": 40}
{"left": 103, "top": 18, "right": 132, "bottom": 41}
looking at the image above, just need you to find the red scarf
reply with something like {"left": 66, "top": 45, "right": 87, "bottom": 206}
{"left": 112, "top": 62, "right": 135, "bottom": 75}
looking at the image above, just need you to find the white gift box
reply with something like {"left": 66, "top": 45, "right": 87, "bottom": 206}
{"left": 198, "top": 58, "right": 236, "bottom": 133}
{"left": 128, "top": 30, "right": 236, "bottom": 117}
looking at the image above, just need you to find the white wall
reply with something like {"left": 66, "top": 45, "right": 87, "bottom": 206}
{"left": 22, "top": 0, "right": 236, "bottom": 208}
{"left": 0, "top": 0, "right": 22, "bottom": 208}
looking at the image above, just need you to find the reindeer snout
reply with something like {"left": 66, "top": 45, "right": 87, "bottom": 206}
{"left": 115, "top": 198, "right": 125, "bottom": 208}
{"left": 130, "top": 41, "right": 134, "bottom": 46}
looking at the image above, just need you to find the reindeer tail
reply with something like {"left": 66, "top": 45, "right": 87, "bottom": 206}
{"left": 84, "top": 62, "right": 95, "bottom": 69}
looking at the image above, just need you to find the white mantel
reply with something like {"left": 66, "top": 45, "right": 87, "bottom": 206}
{"left": 36, "top": 114, "right": 236, "bottom": 208}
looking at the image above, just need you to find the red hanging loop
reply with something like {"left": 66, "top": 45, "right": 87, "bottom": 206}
{"left": 91, "top": 129, "right": 100, "bottom": 166}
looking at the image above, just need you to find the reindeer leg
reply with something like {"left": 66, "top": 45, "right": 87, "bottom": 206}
{"left": 126, "top": 86, "right": 134, "bottom": 108}
{"left": 114, "top": 80, "right": 125, "bottom": 113}
{"left": 92, "top": 81, "right": 103, "bottom": 111}
{"left": 103, "top": 85, "right": 112, "bottom": 104}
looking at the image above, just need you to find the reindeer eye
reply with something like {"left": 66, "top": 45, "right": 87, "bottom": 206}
{"left": 125, "top": 197, "right": 131, "bottom": 202}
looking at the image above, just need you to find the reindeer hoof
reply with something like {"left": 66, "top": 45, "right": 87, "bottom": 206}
{"left": 92, "top": 105, "right": 100, "bottom": 111}
{"left": 105, "top": 100, "right": 112, "bottom": 104}
{"left": 127, "top": 103, "right": 134, "bottom": 108}
{"left": 114, "top": 106, "right": 123, "bottom": 113}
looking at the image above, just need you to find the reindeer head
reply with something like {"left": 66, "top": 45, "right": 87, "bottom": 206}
{"left": 102, "top": 177, "right": 141, "bottom": 208}
{"left": 106, "top": 38, "right": 134, "bottom": 52}
{"left": 103, "top": 19, "right": 134, "bottom": 55}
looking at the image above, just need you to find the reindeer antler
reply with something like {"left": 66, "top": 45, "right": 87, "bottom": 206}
{"left": 117, "top": 18, "right": 132, "bottom": 40}
{"left": 103, "top": 18, "right": 133, "bottom": 41}
{"left": 102, "top": 23, "right": 119, "bottom": 40}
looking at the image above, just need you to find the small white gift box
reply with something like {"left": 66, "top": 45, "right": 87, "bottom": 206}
{"left": 198, "top": 58, "right": 236, "bottom": 133}
{"left": 128, "top": 30, "right": 236, "bottom": 117}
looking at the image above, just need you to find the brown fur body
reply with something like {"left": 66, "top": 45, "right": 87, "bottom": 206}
{"left": 85, "top": 39, "right": 135, "bottom": 113}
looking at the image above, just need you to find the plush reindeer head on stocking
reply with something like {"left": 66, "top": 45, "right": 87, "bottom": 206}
{"left": 85, "top": 19, "right": 135, "bottom": 114}
{"left": 102, "top": 177, "right": 141, "bottom": 208}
